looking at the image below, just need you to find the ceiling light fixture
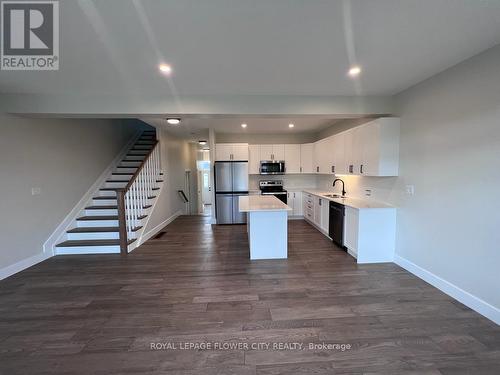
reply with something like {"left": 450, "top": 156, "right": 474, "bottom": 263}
{"left": 348, "top": 65, "right": 361, "bottom": 77}
{"left": 289, "top": 123, "right": 295, "bottom": 128}
{"left": 241, "top": 123, "right": 247, "bottom": 128}
{"left": 166, "top": 118, "right": 181, "bottom": 125}
{"left": 159, "top": 64, "right": 172, "bottom": 74}
{"left": 199, "top": 140, "right": 207, "bottom": 145}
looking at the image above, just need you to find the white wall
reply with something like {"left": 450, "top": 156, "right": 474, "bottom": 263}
{"left": 320, "top": 46, "right": 500, "bottom": 320}
{"left": 140, "top": 128, "right": 192, "bottom": 238}
{"left": 0, "top": 114, "right": 139, "bottom": 275}
{"left": 394, "top": 46, "right": 500, "bottom": 313}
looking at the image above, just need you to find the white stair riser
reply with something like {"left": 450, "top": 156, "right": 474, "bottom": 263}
{"left": 120, "top": 161, "right": 142, "bottom": 167}
{"left": 85, "top": 209, "right": 118, "bottom": 216}
{"left": 55, "top": 246, "right": 120, "bottom": 255}
{"left": 108, "top": 175, "right": 132, "bottom": 181}
{"left": 115, "top": 168, "right": 137, "bottom": 174}
{"left": 77, "top": 220, "right": 118, "bottom": 227}
{"left": 105, "top": 181, "right": 127, "bottom": 188}
{"left": 67, "top": 232, "right": 119, "bottom": 240}
{"left": 124, "top": 155, "right": 145, "bottom": 161}
{"left": 98, "top": 190, "right": 116, "bottom": 197}
{"left": 92, "top": 199, "right": 117, "bottom": 206}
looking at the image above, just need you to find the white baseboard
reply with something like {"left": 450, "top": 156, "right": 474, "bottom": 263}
{"left": 0, "top": 252, "right": 52, "bottom": 281}
{"left": 43, "top": 130, "right": 143, "bottom": 255}
{"left": 394, "top": 255, "right": 500, "bottom": 325}
{"left": 137, "top": 210, "right": 183, "bottom": 247}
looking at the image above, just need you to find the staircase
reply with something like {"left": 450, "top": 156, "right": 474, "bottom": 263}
{"left": 55, "top": 129, "right": 163, "bottom": 254}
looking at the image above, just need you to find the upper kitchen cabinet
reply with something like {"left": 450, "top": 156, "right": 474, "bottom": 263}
{"left": 344, "top": 118, "right": 400, "bottom": 176}
{"left": 260, "top": 144, "right": 285, "bottom": 161}
{"left": 248, "top": 145, "right": 260, "bottom": 174}
{"left": 284, "top": 144, "right": 301, "bottom": 174}
{"left": 300, "top": 143, "right": 314, "bottom": 173}
{"left": 313, "top": 138, "right": 332, "bottom": 174}
{"left": 331, "top": 133, "right": 346, "bottom": 175}
{"left": 215, "top": 143, "right": 249, "bottom": 161}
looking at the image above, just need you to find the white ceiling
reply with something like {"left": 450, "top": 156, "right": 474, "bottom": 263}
{"left": 1, "top": 0, "right": 500, "bottom": 97}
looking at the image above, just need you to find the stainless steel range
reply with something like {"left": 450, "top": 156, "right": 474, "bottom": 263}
{"left": 259, "top": 180, "right": 287, "bottom": 204}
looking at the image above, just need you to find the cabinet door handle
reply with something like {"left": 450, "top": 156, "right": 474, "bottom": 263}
{"left": 349, "top": 165, "right": 353, "bottom": 173}
{"left": 316, "top": 166, "right": 319, "bottom": 173}
{"left": 300, "top": 166, "right": 302, "bottom": 173}
{"left": 360, "top": 164, "right": 364, "bottom": 174}
{"left": 331, "top": 165, "right": 335, "bottom": 173}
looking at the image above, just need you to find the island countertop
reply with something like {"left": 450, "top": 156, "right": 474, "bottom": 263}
{"left": 239, "top": 195, "right": 292, "bottom": 212}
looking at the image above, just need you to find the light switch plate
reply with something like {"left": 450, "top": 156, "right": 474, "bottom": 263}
{"left": 31, "top": 187, "right": 41, "bottom": 196}
{"left": 405, "top": 185, "right": 415, "bottom": 196}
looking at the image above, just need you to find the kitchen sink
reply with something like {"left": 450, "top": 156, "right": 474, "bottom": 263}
{"left": 323, "top": 194, "right": 345, "bottom": 198}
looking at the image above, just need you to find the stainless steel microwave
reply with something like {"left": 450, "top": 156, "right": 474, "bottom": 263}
{"left": 260, "top": 160, "right": 285, "bottom": 175}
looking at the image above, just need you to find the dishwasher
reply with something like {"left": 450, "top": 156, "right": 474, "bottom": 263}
{"left": 329, "top": 201, "right": 346, "bottom": 249}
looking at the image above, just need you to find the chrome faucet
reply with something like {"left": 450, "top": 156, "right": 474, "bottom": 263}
{"left": 333, "top": 178, "right": 346, "bottom": 197}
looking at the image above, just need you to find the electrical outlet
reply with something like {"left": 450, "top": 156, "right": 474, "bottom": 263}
{"left": 405, "top": 185, "right": 415, "bottom": 196}
{"left": 31, "top": 187, "right": 41, "bottom": 196}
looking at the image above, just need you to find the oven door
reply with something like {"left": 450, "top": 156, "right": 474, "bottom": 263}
{"left": 260, "top": 161, "right": 285, "bottom": 175}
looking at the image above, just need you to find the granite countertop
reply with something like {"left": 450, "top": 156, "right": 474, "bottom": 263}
{"left": 239, "top": 195, "right": 292, "bottom": 212}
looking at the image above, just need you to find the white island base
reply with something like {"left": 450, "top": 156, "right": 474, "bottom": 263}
{"left": 239, "top": 196, "right": 292, "bottom": 260}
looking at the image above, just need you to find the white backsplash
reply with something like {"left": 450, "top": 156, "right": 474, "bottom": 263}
{"left": 249, "top": 174, "right": 318, "bottom": 191}
{"left": 316, "top": 174, "right": 403, "bottom": 204}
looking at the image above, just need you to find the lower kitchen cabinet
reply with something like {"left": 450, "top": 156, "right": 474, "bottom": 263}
{"left": 287, "top": 191, "right": 303, "bottom": 217}
{"left": 343, "top": 206, "right": 396, "bottom": 263}
{"left": 307, "top": 195, "right": 329, "bottom": 234}
{"left": 302, "top": 193, "right": 314, "bottom": 222}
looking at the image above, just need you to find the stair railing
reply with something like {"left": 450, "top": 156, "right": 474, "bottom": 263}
{"left": 116, "top": 140, "right": 161, "bottom": 255}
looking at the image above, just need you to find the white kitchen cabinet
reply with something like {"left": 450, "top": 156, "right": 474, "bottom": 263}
{"left": 313, "top": 138, "right": 331, "bottom": 174}
{"left": 260, "top": 144, "right": 285, "bottom": 161}
{"left": 342, "top": 118, "right": 400, "bottom": 176}
{"left": 300, "top": 144, "right": 314, "bottom": 173}
{"left": 343, "top": 205, "right": 396, "bottom": 263}
{"left": 287, "top": 191, "right": 303, "bottom": 217}
{"left": 284, "top": 144, "right": 301, "bottom": 174}
{"left": 320, "top": 199, "right": 329, "bottom": 233}
{"left": 215, "top": 143, "right": 249, "bottom": 161}
{"left": 248, "top": 145, "right": 260, "bottom": 174}
{"left": 331, "top": 133, "right": 346, "bottom": 175}
{"left": 313, "top": 196, "right": 321, "bottom": 226}
{"left": 344, "top": 207, "right": 359, "bottom": 256}
{"left": 303, "top": 193, "right": 314, "bottom": 222}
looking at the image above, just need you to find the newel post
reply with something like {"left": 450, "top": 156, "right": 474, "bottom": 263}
{"left": 116, "top": 189, "right": 128, "bottom": 256}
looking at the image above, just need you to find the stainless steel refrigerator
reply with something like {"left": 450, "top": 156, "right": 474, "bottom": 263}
{"left": 215, "top": 161, "right": 248, "bottom": 224}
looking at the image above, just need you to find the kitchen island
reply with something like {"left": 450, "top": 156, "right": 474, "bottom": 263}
{"left": 239, "top": 195, "right": 292, "bottom": 260}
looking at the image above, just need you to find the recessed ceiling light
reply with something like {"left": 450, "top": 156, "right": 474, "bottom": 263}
{"left": 166, "top": 118, "right": 181, "bottom": 125}
{"left": 159, "top": 64, "right": 172, "bottom": 74}
{"left": 199, "top": 140, "right": 207, "bottom": 145}
{"left": 241, "top": 123, "right": 247, "bottom": 128}
{"left": 348, "top": 65, "right": 361, "bottom": 77}
{"left": 289, "top": 123, "right": 295, "bottom": 128}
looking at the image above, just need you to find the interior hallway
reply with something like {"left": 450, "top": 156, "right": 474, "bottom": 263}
{"left": 0, "top": 216, "right": 499, "bottom": 374}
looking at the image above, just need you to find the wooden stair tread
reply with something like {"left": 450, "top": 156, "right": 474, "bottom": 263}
{"left": 56, "top": 239, "right": 136, "bottom": 247}
{"left": 106, "top": 180, "right": 129, "bottom": 183}
{"left": 77, "top": 215, "right": 147, "bottom": 221}
{"left": 85, "top": 205, "right": 117, "bottom": 210}
{"left": 77, "top": 215, "right": 118, "bottom": 221}
{"left": 67, "top": 226, "right": 142, "bottom": 233}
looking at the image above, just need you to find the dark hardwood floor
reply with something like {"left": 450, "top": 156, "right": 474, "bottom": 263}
{"left": 0, "top": 216, "right": 499, "bottom": 374}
